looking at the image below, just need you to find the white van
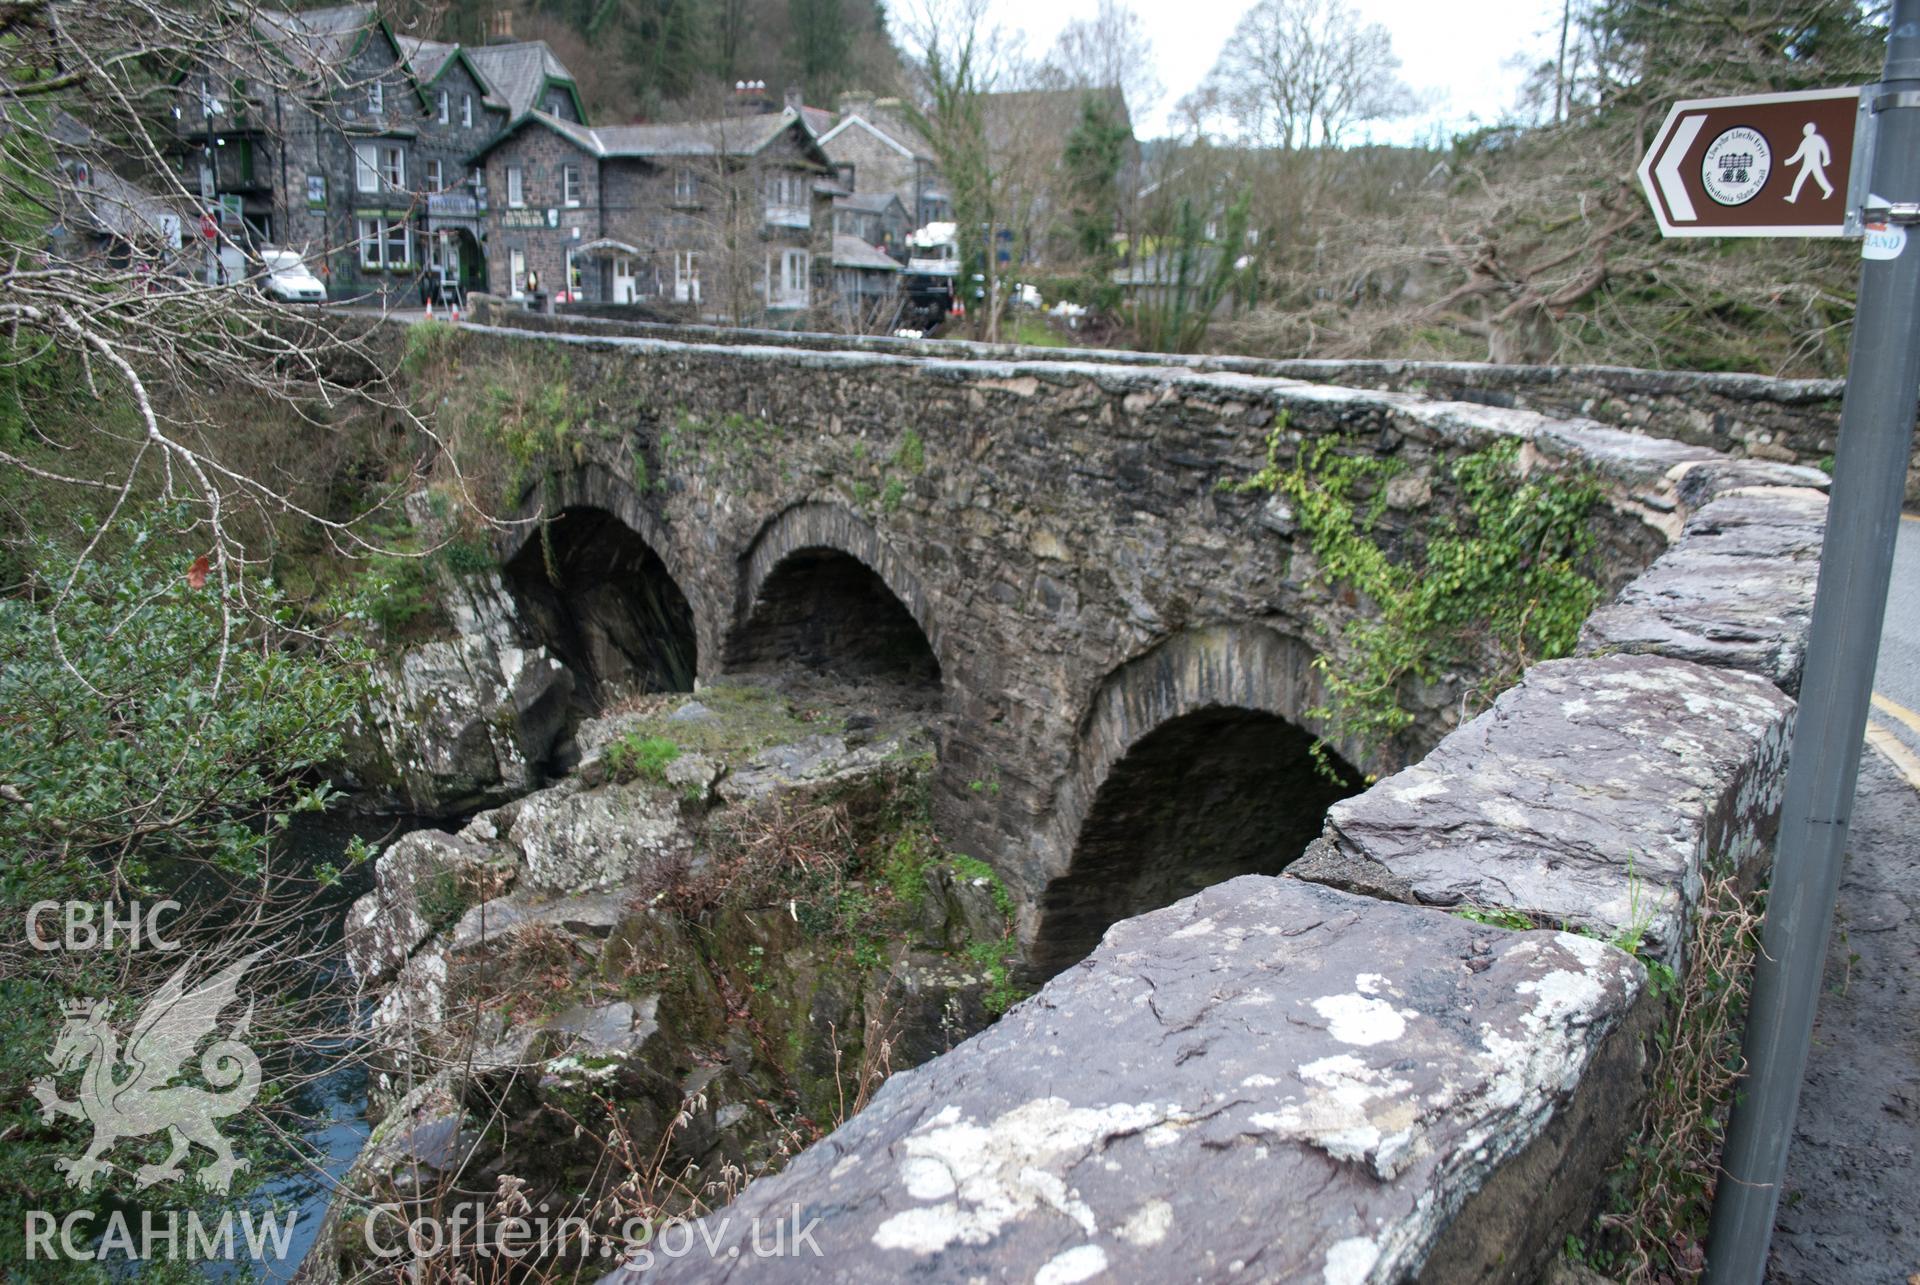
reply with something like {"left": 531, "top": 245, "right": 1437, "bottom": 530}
{"left": 259, "top": 250, "right": 326, "bottom": 303}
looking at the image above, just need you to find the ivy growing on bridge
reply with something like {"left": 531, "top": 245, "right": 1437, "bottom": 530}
{"left": 1239, "top": 426, "right": 1604, "bottom": 771}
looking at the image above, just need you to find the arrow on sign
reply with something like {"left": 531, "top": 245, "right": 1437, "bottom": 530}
{"left": 1652, "top": 114, "right": 1707, "bottom": 223}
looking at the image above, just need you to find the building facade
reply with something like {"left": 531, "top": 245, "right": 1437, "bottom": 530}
{"left": 175, "top": 4, "right": 583, "bottom": 303}
{"left": 471, "top": 110, "right": 838, "bottom": 323}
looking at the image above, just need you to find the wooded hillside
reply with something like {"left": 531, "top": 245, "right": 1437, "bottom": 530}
{"left": 395, "top": 0, "right": 906, "bottom": 121}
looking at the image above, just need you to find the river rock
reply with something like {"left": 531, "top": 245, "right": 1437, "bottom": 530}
{"left": 355, "top": 573, "right": 575, "bottom": 815}
{"left": 602, "top": 876, "right": 1656, "bottom": 1285}
{"left": 1315, "top": 653, "right": 1795, "bottom": 964}
{"left": 345, "top": 829, "right": 512, "bottom": 986}
{"left": 508, "top": 777, "right": 694, "bottom": 894}
{"left": 1579, "top": 486, "right": 1825, "bottom": 692}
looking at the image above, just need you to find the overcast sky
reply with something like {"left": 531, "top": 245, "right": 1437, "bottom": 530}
{"left": 884, "top": 0, "right": 1566, "bottom": 143}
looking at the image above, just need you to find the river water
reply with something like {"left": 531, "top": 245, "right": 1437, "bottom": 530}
{"left": 207, "top": 805, "right": 429, "bottom": 1282}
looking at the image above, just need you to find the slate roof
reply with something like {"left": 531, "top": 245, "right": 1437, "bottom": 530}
{"left": 464, "top": 41, "right": 578, "bottom": 119}
{"left": 253, "top": 3, "right": 380, "bottom": 72}
{"left": 64, "top": 165, "right": 185, "bottom": 249}
{"left": 835, "top": 190, "right": 905, "bottom": 215}
{"left": 592, "top": 111, "right": 805, "bottom": 159}
{"left": 395, "top": 36, "right": 458, "bottom": 84}
{"left": 832, "top": 234, "right": 901, "bottom": 271}
{"left": 474, "top": 109, "right": 828, "bottom": 166}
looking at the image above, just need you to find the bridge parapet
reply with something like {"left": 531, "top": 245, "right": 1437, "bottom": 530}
{"left": 470, "top": 295, "right": 1910, "bottom": 504}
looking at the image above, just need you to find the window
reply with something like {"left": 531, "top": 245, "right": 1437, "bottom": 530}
{"left": 765, "top": 172, "right": 806, "bottom": 206}
{"left": 437, "top": 89, "right": 449, "bottom": 124}
{"left": 427, "top": 159, "right": 444, "bottom": 192}
{"left": 509, "top": 248, "right": 527, "bottom": 297}
{"left": 353, "top": 141, "right": 378, "bottom": 193}
{"left": 768, "top": 248, "right": 808, "bottom": 307}
{"left": 673, "top": 167, "right": 698, "bottom": 204}
{"left": 462, "top": 95, "right": 473, "bottom": 128}
{"left": 565, "top": 247, "right": 582, "bottom": 295}
{"left": 381, "top": 144, "right": 405, "bottom": 191}
{"left": 468, "top": 167, "right": 486, "bottom": 202}
{"left": 384, "top": 219, "right": 409, "bottom": 268}
{"left": 198, "top": 78, "right": 222, "bottom": 120}
{"left": 356, "top": 217, "right": 410, "bottom": 270}
{"left": 368, "top": 78, "right": 383, "bottom": 114}
{"left": 562, "top": 164, "right": 581, "bottom": 208}
{"left": 354, "top": 141, "right": 405, "bottom": 193}
{"left": 506, "top": 165, "right": 524, "bottom": 207}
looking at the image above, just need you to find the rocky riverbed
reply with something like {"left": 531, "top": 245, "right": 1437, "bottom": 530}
{"left": 304, "top": 677, "right": 1014, "bottom": 1282}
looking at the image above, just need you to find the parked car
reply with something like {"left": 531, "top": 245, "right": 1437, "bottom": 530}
{"left": 259, "top": 250, "right": 326, "bottom": 303}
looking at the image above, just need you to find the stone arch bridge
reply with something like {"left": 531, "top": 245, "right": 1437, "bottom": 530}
{"left": 446, "top": 308, "right": 1737, "bottom": 976}
{"left": 403, "top": 305, "right": 1827, "bottom": 1281}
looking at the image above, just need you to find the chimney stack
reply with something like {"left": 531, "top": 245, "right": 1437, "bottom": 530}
{"left": 486, "top": 10, "right": 514, "bottom": 43}
{"left": 784, "top": 85, "right": 804, "bottom": 114}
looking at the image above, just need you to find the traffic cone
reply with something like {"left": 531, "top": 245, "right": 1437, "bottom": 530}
{"left": 424, "top": 298, "right": 434, "bottom": 321}
{"left": 450, "top": 304, "right": 461, "bottom": 326}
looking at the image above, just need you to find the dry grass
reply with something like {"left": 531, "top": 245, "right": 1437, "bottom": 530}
{"left": 1580, "top": 871, "right": 1766, "bottom": 1282}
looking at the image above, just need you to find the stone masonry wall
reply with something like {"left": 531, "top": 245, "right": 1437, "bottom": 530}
{"left": 482, "top": 304, "right": 1915, "bottom": 506}
{"left": 412, "top": 312, "right": 1823, "bottom": 1281}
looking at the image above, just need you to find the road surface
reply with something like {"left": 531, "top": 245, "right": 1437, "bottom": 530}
{"left": 1769, "top": 512, "right": 1920, "bottom": 1283}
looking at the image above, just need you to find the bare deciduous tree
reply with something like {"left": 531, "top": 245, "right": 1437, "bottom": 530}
{"left": 0, "top": 0, "right": 463, "bottom": 639}
{"left": 1039, "top": 0, "right": 1161, "bottom": 118}
{"left": 1184, "top": 0, "right": 1418, "bottom": 151}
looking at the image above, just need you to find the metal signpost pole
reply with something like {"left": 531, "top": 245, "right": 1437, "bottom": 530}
{"left": 1704, "top": 5, "right": 1920, "bottom": 1280}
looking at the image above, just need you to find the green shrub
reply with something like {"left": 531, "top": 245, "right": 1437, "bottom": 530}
{"left": 605, "top": 734, "right": 681, "bottom": 784}
{"left": 401, "top": 318, "right": 459, "bottom": 371}
{"left": 0, "top": 504, "right": 371, "bottom": 1270}
{"left": 1239, "top": 427, "right": 1603, "bottom": 770}
{"left": 891, "top": 429, "right": 926, "bottom": 474}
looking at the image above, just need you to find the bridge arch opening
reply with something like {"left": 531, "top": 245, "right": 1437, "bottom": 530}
{"left": 727, "top": 546, "right": 942, "bottom": 696}
{"left": 1030, "top": 626, "right": 1364, "bottom": 978}
{"left": 503, "top": 506, "right": 696, "bottom": 712}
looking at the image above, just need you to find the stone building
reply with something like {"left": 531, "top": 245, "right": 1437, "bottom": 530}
{"left": 469, "top": 109, "right": 838, "bottom": 321}
{"left": 170, "top": 3, "right": 583, "bottom": 303}
{"left": 832, "top": 189, "right": 911, "bottom": 261}
{"left": 816, "top": 96, "right": 951, "bottom": 230}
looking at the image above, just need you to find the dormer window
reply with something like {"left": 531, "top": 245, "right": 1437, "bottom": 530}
{"left": 437, "top": 89, "right": 449, "bottom": 124}
{"left": 462, "top": 95, "right": 473, "bottom": 127}
{"left": 368, "top": 79, "right": 383, "bottom": 114}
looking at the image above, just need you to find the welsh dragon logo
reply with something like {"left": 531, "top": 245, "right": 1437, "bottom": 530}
{"left": 32, "top": 950, "right": 264, "bottom": 1194}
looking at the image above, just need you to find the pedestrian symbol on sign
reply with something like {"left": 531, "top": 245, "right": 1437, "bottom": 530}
{"left": 1784, "top": 123, "right": 1835, "bottom": 203}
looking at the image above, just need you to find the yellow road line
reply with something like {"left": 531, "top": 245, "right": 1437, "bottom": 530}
{"left": 1865, "top": 720, "right": 1920, "bottom": 792}
{"left": 1872, "top": 691, "right": 1920, "bottom": 738}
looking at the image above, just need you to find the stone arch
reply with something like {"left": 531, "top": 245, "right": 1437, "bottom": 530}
{"left": 727, "top": 502, "right": 944, "bottom": 694}
{"left": 501, "top": 504, "right": 698, "bottom": 715}
{"left": 1029, "top": 624, "right": 1362, "bottom": 977}
{"left": 495, "top": 460, "right": 714, "bottom": 672}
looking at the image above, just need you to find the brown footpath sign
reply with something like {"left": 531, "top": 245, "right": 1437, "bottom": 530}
{"left": 1638, "top": 86, "right": 1865, "bottom": 237}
